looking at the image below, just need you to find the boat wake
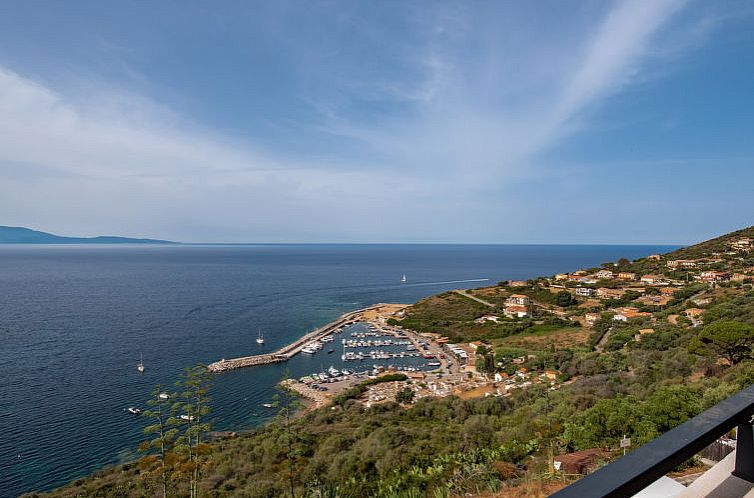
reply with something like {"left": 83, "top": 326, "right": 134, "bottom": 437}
{"left": 406, "top": 278, "right": 490, "bottom": 287}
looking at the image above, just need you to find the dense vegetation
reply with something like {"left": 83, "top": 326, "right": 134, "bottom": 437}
{"left": 29, "top": 226, "right": 754, "bottom": 498}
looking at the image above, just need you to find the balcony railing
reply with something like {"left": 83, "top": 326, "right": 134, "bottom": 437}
{"left": 551, "top": 383, "right": 754, "bottom": 497}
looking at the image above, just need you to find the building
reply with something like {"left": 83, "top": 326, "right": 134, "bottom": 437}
{"left": 647, "top": 254, "right": 662, "bottom": 260}
{"left": 667, "top": 259, "right": 697, "bottom": 269}
{"left": 594, "top": 269, "right": 614, "bottom": 279}
{"left": 618, "top": 272, "right": 637, "bottom": 281}
{"left": 585, "top": 312, "right": 601, "bottom": 326}
{"left": 641, "top": 274, "right": 667, "bottom": 285}
{"left": 575, "top": 287, "right": 595, "bottom": 297}
{"left": 508, "top": 280, "right": 527, "bottom": 287}
{"left": 730, "top": 238, "right": 752, "bottom": 251}
{"left": 634, "top": 328, "right": 656, "bottom": 341}
{"left": 698, "top": 271, "right": 731, "bottom": 283}
{"left": 613, "top": 307, "right": 652, "bottom": 321}
{"left": 660, "top": 287, "right": 679, "bottom": 296}
{"left": 555, "top": 273, "right": 569, "bottom": 281}
{"left": 596, "top": 287, "right": 625, "bottom": 299}
{"left": 474, "top": 315, "right": 501, "bottom": 324}
{"left": 684, "top": 308, "right": 704, "bottom": 317}
{"left": 504, "top": 304, "right": 528, "bottom": 318}
{"left": 506, "top": 294, "right": 530, "bottom": 306}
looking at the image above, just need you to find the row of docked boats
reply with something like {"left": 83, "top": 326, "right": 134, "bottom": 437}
{"left": 341, "top": 350, "right": 423, "bottom": 361}
{"left": 341, "top": 338, "right": 411, "bottom": 348}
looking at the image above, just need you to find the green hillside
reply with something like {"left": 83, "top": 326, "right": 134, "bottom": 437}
{"left": 27, "top": 226, "right": 754, "bottom": 498}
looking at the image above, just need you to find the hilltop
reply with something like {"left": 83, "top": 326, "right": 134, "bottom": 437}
{"left": 26, "top": 225, "right": 754, "bottom": 498}
{"left": 0, "top": 226, "right": 174, "bottom": 244}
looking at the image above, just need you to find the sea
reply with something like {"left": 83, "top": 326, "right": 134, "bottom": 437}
{"left": 0, "top": 243, "right": 678, "bottom": 497}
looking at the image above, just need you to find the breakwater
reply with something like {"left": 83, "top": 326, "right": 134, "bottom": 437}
{"left": 207, "top": 303, "right": 389, "bottom": 372}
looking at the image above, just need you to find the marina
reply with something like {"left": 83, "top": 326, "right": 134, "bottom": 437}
{"left": 207, "top": 303, "right": 407, "bottom": 372}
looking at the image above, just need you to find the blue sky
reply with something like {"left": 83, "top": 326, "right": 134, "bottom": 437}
{"left": 0, "top": 0, "right": 753, "bottom": 243}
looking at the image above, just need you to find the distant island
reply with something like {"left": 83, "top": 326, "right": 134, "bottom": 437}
{"left": 0, "top": 226, "right": 175, "bottom": 244}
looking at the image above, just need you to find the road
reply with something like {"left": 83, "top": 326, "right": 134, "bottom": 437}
{"left": 454, "top": 289, "right": 495, "bottom": 307}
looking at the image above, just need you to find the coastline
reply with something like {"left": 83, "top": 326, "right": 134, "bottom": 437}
{"left": 207, "top": 303, "right": 410, "bottom": 372}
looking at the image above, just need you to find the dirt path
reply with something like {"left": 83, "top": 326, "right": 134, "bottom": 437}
{"left": 454, "top": 289, "right": 495, "bottom": 307}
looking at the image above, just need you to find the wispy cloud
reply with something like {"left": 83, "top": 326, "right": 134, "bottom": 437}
{"left": 0, "top": 0, "right": 737, "bottom": 243}
{"left": 316, "top": 0, "right": 689, "bottom": 184}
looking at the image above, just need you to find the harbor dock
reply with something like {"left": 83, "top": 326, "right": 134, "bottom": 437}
{"left": 207, "top": 303, "right": 405, "bottom": 372}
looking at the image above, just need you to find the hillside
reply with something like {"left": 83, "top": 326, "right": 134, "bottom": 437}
{"left": 0, "top": 226, "right": 174, "bottom": 244}
{"left": 26, "top": 225, "right": 754, "bottom": 498}
{"left": 668, "top": 225, "right": 754, "bottom": 259}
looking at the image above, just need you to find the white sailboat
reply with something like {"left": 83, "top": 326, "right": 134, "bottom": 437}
{"left": 137, "top": 353, "right": 145, "bottom": 373}
{"left": 256, "top": 328, "right": 265, "bottom": 345}
{"left": 401, "top": 274, "right": 407, "bottom": 283}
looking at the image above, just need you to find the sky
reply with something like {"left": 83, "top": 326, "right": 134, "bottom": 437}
{"left": 0, "top": 0, "right": 753, "bottom": 244}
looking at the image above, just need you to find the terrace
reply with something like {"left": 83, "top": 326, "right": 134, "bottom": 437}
{"left": 551, "top": 384, "right": 754, "bottom": 497}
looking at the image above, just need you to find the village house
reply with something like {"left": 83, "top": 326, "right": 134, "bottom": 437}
{"left": 596, "top": 287, "right": 625, "bottom": 299}
{"left": 555, "top": 273, "right": 569, "bottom": 281}
{"left": 684, "top": 308, "right": 704, "bottom": 317}
{"left": 506, "top": 294, "right": 530, "bottom": 306}
{"left": 634, "top": 328, "right": 656, "bottom": 341}
{"left": 474, "top": 315, "right": 501, "bottom": 324}
{"left": 667, "top": 259, "right": 697, "bottom": 269}
{"left": 574, "top": 287, "right": 595, "bottom": 297}
{"left": 612, "top": 307, "right": 652, "bottom": 321}
{"left": 585, "top": 312, "right": 601, "bottom": 326}
{"left": 640, "top": 274, "right": 667, "bottom": 285}
{"left": 544, "top": 370, "right": 558, "bottom": 381}
{"left": 494, "top": 372, "right": 509, "bottom": 382}
{"left": 618, "top": 272, "right": 637, "bottom": 281}
{"left": 731, "top": 273, "right": 749, "bottom": 282}
{"left": 660, "top": 287, "right": 679, "bottom": 296}
{"left": 647, "top": 254, "right": 662, "bottom": 260}
{"left": 594, "top": 269, "right": 614, "bottom": 279}
{"left": 730, "top": 238, "right": 752, "bottom": 251}
{"left": 508, "top": 280, "right": 527, "bottom": 287}
{"left": 504, "top": 304, "right": 528, "bottom": 318}
{"left": 698, "top": 271, "right": 731, "bottom": 283}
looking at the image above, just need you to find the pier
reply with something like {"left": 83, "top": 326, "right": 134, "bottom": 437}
{"left": 207, "top": 303, "right": 402, "bottom": 372}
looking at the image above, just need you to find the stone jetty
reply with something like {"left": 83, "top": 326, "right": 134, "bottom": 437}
{"left": 207, "top": 304, "right": 389, "bottom": 372}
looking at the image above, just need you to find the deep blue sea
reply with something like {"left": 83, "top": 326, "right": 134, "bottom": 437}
{"left": 0, "top": 243, "right": 677, "bottom": 497}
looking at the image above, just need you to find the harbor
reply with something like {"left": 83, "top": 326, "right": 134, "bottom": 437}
{"left": 206, "top": 303, "right": 409, "bottom": 372}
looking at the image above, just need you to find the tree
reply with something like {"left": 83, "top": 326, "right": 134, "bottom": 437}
{"left": 645, "top": 385, "right": 701, "bottom": 432}
{"left": 555, "top": 291, "right": 576, "bottom": 307}
{"left": 689, "top": 321, "right": 754, "bottom": 364}
{"left": 139, "top": 385, "right": 179, "bottom": 498}
{"left": 174, "top": 365, "right": 212, "bottom": 498}
{"left": 274, "top": 370, "right": 304, "bottom": 498}
{"left": 395, "top": 386, "right": 415, "bottom": 404}
{"left": 563, "top": 396, "right": 657, "bottom": 450}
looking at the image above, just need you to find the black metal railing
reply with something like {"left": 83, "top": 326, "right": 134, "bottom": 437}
{"left": 551, "top": 383, "right": 754, "bottom": 497}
